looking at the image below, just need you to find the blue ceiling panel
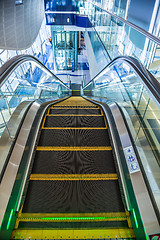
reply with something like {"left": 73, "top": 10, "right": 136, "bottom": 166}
{"left": 46, "top": 13, "right": 75, "bottom": 25}
{"left": 44, "top": 0, "right": 79, "bottom": 12}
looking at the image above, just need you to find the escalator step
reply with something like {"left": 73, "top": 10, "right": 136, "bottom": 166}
{"left": 22, "top": 180, "right": 125, "bottom": 213}
{"left": 52, "top": 106, "right": 98, "bottom": 108}
{"left": 49, "top": 108, "right": 101, "bottom": 115}
{"left": 32, "top": 151, "right": 116, "bottom": 174}
{"left": 54, "top": 98, "right": 95, "bottom": 107}
{"left": 38, "top": 129, "right": 111, "bottom": 146}
{"left": 18, "top": 220, "right": 128, "bottom": 229}
{"left": 44, "top": 116, "right": 106, "bottom": 128}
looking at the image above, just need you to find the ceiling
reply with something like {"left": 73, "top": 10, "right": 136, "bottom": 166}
{"left": 0, "top": 0, "right": 44, "bottom": 50}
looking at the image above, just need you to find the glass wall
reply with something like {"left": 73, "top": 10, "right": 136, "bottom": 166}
{"left": 79, "top": 1, "right": 160, "bottom": 81}
{"left": 0, "top": 60, "right": 71, "bottom": 137}
{"left": 83, "top": 61, "right": 160, "bottom": 217}
{"left": 52, "top": 30, "right": 78, "bottom": 71}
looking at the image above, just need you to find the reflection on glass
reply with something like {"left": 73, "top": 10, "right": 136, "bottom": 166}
{"left": 53, "top": 31, "right": 77, "bottom": 71}
{"left": 83, "top": 61, "right": 160, "bottom": 216}
{"left": 79, "top": 1, "right": 160, "bottom": 82}
{"left": 0, "top": 60, "right": 71, "bottom": 138}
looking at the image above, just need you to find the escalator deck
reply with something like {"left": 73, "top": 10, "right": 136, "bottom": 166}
{"left": 11, "top": 97, "right": 135, "bottom": 240}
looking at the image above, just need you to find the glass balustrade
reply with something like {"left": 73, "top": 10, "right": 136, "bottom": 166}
{"left": 79, "top": 0, "right": 160, "bottom": 82}
{"left": 0, "top": 59, "right": 71, "bottom": 137}
{"left": 83, "top": 60, "right": 160, "bottom": 217}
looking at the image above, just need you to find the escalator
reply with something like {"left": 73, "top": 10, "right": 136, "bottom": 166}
{"left": 0, "top": 53, "right": 159, "bottom": 239}
{"left": 0, "top": 0, "right": 160, "bottom": 238}
{"left": 11, "top": 96, "right": 135, "bottom": 240}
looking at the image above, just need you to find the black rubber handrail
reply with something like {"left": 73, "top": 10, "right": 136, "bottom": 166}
{"left": 83, "top": 55, "right": 160, "bottom": 104}
{"left": 0, "top": 54, "right": 70, "bottom": 89}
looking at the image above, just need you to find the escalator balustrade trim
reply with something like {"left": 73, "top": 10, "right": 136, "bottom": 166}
{"left": 11, "top": 97, "right": 135, "bottom": 240}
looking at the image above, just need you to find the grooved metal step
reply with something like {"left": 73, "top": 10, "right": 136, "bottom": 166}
{"left": 38, "top": 129, "right": 111, "bottom": 146}
{"left": 22, "top": 180, "right": 125, "bottom": 213}
{"left": 49, "top": 108, "right": 101, "bottom": 115}
{"left": 31, "top": 151, "right": 116, "bottom": 174}
{"left": 44, "top": 116, "right": 106, "bottom": 128}
{"left": 18, "top": 220, "right": 129, "bottom": 228}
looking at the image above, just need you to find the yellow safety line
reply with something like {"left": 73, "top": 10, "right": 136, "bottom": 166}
{"left": 36, "top": 146, "right": 112, "bottom": 151}
{"left": 125, "top": 209, "right": 132, "bottom": 228}
{"left": 18, "top": 216, "right": 126, "bottom": 223}
{"left": 11, "top": 228, "right": 135, "bottom": 239}
{"left": 53, "top": 102, "right": 97, "bottom": 104}
{"left": 99, "top": 108, "right": 108, "bottom": 128}
{"left": 104, "top": 116, "right": 108, "bottom": 128}
{"left": 54, "top": 105, "right": 97, "bottom": 107}
{"left": 50, "top": 106, "right": 99, "bottom": 109}
{"left": 50, "top": 107, "right": 99, "bottom": 109}
{"left": 48, "top": 115, "right": 103, "bottom": 117}
{"left": 51, "top": 97, "right": 96, "bottom": 107}
{"left": 17, "top": 217, "right": 125, "bottom": 223}
{"left": 42, "top": 127, "right": 107, "bottom": 130}
{"left": 41, "top": 114, "right": 47, "bottom": 129}
{"left": 54, "top": 104, "right": 96, "bottom": 107}
{"left": 30, "top": 174, "right": 118, "bottom": 181}
{"left": 17, "top": 205, "right": 23, "bottom": 219}
{"left": 14, "top": 204, "right": 24, "bottom": 229}
{"left": 47, "top": 107, "right": 51, "bottom": 115}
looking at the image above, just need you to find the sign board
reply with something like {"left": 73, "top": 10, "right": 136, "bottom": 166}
{"left": 150, "top": 234, "right": 160, "bottom": 240}
{"left": 123, "top": 146, "right": 140, "bottom": 174}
